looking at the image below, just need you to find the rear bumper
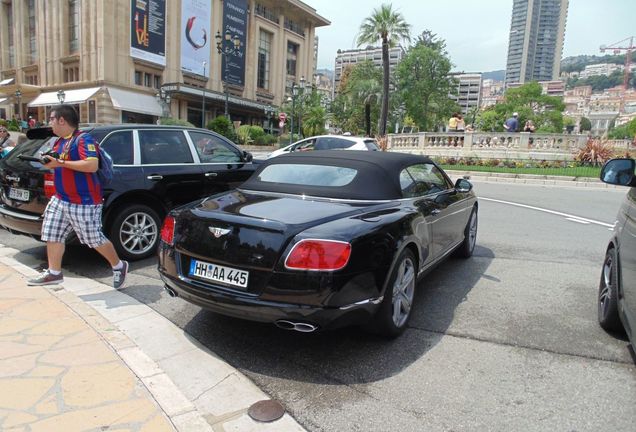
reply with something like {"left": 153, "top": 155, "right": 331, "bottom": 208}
{"left": 0, "top": 204, "right": 43, "bottom": 238}
{"left": 160, "top": 272, "right": 383, "bottom": 330}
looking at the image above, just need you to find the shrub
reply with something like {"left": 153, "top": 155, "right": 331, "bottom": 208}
{"left": 0, "top": 119, "right": 7, "bottom": 128}
{"left": 207, "top": 116, "right": 236, "bottom": 142}
{"left": 248, "top": 126, "right": 265, "bottom": 141}
{"left": 7, "top": 119, "right": 19, "bottom": 132}
{"left": 255, "top": 134, "right": 277, "bottom": 145}
{"left": 236, "top": 125, "right": 253, "bottom": 145}
{"left": 575, "top": 138, "right": 616, "bottom": 166}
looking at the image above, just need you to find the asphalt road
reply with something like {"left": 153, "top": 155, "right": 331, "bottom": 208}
{"left": 2, "top": 181, "right": 635, "bottom": 432}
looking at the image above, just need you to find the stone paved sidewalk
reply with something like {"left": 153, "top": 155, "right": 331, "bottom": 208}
{"left": 0, "top": 262, "right": 175, "bottom": 432}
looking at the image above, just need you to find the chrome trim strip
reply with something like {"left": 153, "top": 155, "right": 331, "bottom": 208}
{"left": 0, "top": 206, "right": 42, "bottom": 221}
{"left": 339, "top": 296, "right": 384, "bottom": 310}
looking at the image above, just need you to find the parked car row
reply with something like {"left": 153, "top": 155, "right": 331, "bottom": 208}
{"left": 0, "top": 125, "right": 256, "bottom": 260}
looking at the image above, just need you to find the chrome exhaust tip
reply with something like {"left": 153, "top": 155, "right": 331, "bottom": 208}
{"left": 164, "top": 286, "right": 178, "bottom": 298}
{"left": 275, "top": 320, "right": 318, "bottom": 333}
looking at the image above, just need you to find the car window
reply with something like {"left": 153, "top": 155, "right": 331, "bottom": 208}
{"left": 292, "top": 138, "right": 317, "bottom": 152}
{"left": 100, "top": 131, "right": 133, "bottom": 165}
{"left": 257, "top": 164, "right": 357, "bottom": 187}
{"left": 139, "top": 130, "right": 193, "bottom": 164}
{"left": 315, "top": 137, "right": 351, "bottom": 150}
{"left": 401, "top": 163, "right": 451, "bottom": 197}
{"left": 189, "top": 131, "right": 241, "bottom": 163}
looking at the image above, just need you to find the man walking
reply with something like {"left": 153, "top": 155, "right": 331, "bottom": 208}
{"left": 28, "top": 105, "right": 128, "bottom": 288}
{"left": 503, "top": 112, "right": 519, "bottom": 132}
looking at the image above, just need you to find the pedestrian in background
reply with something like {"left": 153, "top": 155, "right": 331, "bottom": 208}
{"left": 523, "top": 120, "right": 535, "bottom": 133}
{"left": 503, "top": 112, "right": 519, "bottom": 132}
{"left": 28, "top": 104, "right": 129, "bottom": 288}
{"left": 0, "top": 127, "right": 15, "bottom": 157}
{"left": 28, "top": 116, "right": 36, "bottom": 129}
{"left": 448, "top": 113, "right": 459, "bottom": 131}
{"left": 456, "top": 114, "right": 466, "bottom": 132}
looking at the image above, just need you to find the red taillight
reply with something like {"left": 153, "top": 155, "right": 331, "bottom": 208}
{"left": 160, "top": 216, "right": 175, "bottom": 246}
{"left": 43, "top": 173, "right": 55, "bottom": 198}
{"left": 285, "top": 239, "right": 351, "bottom": 271}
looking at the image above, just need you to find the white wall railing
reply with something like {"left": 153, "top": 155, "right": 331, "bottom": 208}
{"left": 388, "top": 132, "right": 633, "bottom": 160}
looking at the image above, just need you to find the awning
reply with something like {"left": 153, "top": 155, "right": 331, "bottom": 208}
{"left": 0, "top": 78, "right": 15, "bottom": 86}
{"left": 28, "top": 87, "right": 101, "bottom": 107}
{"left": 107, "top": 87, "right": 162, "bottom": 116}
{"left": 0, "top": 98, "right": 7, "bottom": 104}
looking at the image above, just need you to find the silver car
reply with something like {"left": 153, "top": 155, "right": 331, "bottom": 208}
{"left": 598, "top": 158, "right": 636, "bottom": 346}
{"left": 267, "top": 135, "right": 378, "bottom": 159}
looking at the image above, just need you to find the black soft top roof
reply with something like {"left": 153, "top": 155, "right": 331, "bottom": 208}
{"left": 241, "top": 150, "right": 434, "bottom": 200}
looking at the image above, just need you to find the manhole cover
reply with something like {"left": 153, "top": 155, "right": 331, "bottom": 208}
{"left": 247, "top": 399, "right": 285, "bottom": 422}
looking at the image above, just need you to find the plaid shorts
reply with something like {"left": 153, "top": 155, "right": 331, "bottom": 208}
{"left": 41, "top": 196, "right": 108, "bottom": 248}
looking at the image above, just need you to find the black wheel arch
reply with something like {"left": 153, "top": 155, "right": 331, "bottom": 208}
{"left": 103, "top": 191, "right": 168, "bottom": 231}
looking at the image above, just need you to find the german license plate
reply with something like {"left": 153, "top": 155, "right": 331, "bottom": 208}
{"left": 189, "top": 259, "right": 249, "bottom": 288}
{"left": 8, "top": 188, "right": 29, "bottom": 202}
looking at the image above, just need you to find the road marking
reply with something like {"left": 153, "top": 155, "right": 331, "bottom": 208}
{"left": 565, "top": 217, "right": 590, "bottom": 225}
{"left": 480, "top": 197, "right": 615, "bottom": 228}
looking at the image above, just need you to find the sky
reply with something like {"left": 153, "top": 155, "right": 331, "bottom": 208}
{"left": 304, "top": 0, "right": 635, "bottom": 73}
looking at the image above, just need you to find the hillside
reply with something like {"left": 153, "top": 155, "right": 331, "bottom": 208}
{"left": 561, "top": 54, "right": 626, "bottom": 73}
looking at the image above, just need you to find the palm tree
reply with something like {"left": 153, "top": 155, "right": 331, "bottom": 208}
{"left": 357, "top": 4, "right": 410, "bottom": 136}
{"left": 350, "top": 79, "right": 382, "bottom": 136}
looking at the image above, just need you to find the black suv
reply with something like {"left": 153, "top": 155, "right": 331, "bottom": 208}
{"left": 0, "top": 125, "right": 256, "bottom": 260}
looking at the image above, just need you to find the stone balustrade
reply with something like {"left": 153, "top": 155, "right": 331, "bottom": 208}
{"left": 388, "top": 132, "right": 633, "bottom": 160}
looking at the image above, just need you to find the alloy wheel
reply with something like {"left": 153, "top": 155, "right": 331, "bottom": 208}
{"left": 599, "top": 254, "right": 614, "bottom": 317}
{"left": 119, "top": 211, "right": 158, "bottom": 256}
{"left": 392, "top": 256, "right": 416, "bottom": 327}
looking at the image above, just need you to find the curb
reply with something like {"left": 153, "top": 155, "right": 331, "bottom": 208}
{"left": 444, "top": 170, "right": 617, "bottom": 189}
{"left": 0, "top": 244, "right": 306, "bottom": 432}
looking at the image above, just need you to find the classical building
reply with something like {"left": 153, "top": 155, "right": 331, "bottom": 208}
{"left": 504, "top": 0, "right": 569, "bottom": 87}
{"left": 333, "top": 45, "right": 405, "bottom": 93}
{"left": 0, "top": 0, "right": 329, "bottom": 128}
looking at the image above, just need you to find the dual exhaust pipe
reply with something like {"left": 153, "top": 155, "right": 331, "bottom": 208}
{"left": 275, "top": 320, "right": 318, "bottom": 333}
{"left": 164, "top": 286, "right": 318, "bottom": 333}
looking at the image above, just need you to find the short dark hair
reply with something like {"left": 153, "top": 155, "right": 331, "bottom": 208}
{"left": 51, "top": 104, "right": 79, "bottom": 128}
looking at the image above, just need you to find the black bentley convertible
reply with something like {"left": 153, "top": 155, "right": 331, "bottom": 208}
{"left": 158, "top": 151, "right": 478, "bottom": 336}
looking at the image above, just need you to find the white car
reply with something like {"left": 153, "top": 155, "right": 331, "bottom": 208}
{"left": 267, "top": 135, "right": 379, "bottom": 159}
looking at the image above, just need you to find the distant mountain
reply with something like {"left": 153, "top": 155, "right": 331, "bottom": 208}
{"left": 482, "top": 70, "right": 505, "bottom": 81}
{"left": 316, "top": 68, "right": 334, "bottom": 80}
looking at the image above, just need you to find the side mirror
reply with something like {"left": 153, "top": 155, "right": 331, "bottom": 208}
{"left": 242, "top": 151, "right": 253, "bottom": 162}
{"left": 454, "top": 178, "right": 473, "bottom": 193}
{"left": 600, "top": 158, "right": 635, "bottom": 187}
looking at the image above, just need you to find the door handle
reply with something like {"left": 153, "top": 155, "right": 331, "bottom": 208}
{"left": 205, "top": 172, "right": 218, "bottom": 177}
{"left": 146, "top": 175, "right": 163, "bottom": 181}
{"left": 431, "top": 209, "right": 441, "bottom": 215}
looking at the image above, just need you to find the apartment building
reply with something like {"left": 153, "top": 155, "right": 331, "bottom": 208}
{"left": 504, "top": 0, "right": 569, "bottom": 87}
{"left": 0, "top": 0, "right": 329, "bottom": 127}
{"left": 450, "top": 73, "right": 482, "bottom": 115}
{"left": 333, "top": 45, "right": 405, "bottom": 93}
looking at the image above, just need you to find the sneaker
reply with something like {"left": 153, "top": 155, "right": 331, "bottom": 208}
{"left": 28, "top": 270, "right": 64, "bottom": 286}
{"left": 113, "top": 261, "right": 129, "bottom": 289}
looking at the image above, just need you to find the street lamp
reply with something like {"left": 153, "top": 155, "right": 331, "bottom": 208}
{"left": 297, "top": 76, "right": 306, "bottom": 138}
{"left": 155, "top": 87, "right": 171, "bottom": 118}
{"left": 263, "top": 105, "right": 275, "bottom": 135}
{"left": 14, "top": 88, "right": 22, "bottom": 119}
{"left": 215, "top": 30, "right": 242, "bottom": 119}
{"left": 289, "top": 83, "right": 299, "bottom": 144}
{"left": 202, "top": 61, "right": 207, "bottom": 128}
{"left": 57, "top": 89, "right": 66, "bottom": 104}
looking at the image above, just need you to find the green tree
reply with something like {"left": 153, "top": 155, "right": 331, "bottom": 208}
{"left": 579, "top": 116, "right": 592, "bottom": 132}
{"left": 302, "top": 104, "right": 331, "bottom": 137}
{"left": 608, "top": 117, "right": 636, "bottom": 139}
{"left": 476, "top": 82, "right": 565, "bottom": 133}
{"left": 357, "top": 3, "right": 411, "bottom": 136}
{"left": 396, "top": 43, "right": 457, "bottom": 131}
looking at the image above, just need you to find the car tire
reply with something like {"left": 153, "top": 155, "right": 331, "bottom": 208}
{"left": 368, "top": 249, "right": 417, "bottom": 338}
{"left": 598, "top": 247, "right": 623, "bottom": 332}
{"left": 109, "top": 204, "right": 161, "bottom": 261}
{"left": 455, "top": 207, "right": 478, "bottom": 258}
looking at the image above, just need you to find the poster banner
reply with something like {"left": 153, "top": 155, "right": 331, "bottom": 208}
{"left": 222, "top": 0, "right": 248, "bottom": 86}
{"left": 180, "top": 0, "right": 211, "bottom": 77}
{"left": 130, "top": 0, "right": 166, "bottom": 66}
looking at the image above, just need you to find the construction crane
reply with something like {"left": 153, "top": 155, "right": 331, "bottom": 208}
{"left": 600, "top": 36, "right": 635, "bottom": 90}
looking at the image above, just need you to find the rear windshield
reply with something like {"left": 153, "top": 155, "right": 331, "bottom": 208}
{"left": 3, "top": 137, "right": 58, "bottom": 168}
{"left": 364, "top": 140, "right": 379, "bottom": 151}
{"left": 257, "top": 163, "right": 357, "bottom": 187}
